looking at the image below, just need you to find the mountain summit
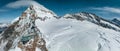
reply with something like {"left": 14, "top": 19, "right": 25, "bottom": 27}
{"left": 0, "top": 4, "right": 56, "bottom": 51}
{"left": 0, "top": 3, "right": 120, "bottom": 51}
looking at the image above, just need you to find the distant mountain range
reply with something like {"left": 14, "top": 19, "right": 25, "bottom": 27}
{"left": 0, "top": 23, "right": 8, "bottom": 33}
{"left": 112, "top": 18, "right": 120, "bottom": 26}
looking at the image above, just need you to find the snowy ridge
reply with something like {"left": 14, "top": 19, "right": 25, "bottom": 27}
{"left": 36, "top": 18, "right": 120, "bottom": 51}
{"left": 63, "top": 12, "right": 120, "bottom": 31}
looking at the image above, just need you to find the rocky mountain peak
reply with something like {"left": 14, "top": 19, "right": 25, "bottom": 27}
{"left": 0, "top": 4, "right": 51, "bottom": 51}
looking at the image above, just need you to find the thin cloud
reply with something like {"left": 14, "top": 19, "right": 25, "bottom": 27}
{"left": 0, "top": 0, "right": 40, "bottom": 12}
{"left": 5, "top": 0, "right": 40, "bottom": 8}
{"left": 92, "top": 7, "right": 120, "bottom": 14}
{"left": 0, "top": 9, "right": 8, "bottom": 12}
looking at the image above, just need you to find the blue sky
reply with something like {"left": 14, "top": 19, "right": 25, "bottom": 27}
{"left": 0, "top": 0, "right": 120, "bottom": 23}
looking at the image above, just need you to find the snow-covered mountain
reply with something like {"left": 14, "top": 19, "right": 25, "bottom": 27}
{"left": 0, "top": 3, "right": 120, "bottom": 51}
{"left": 0, "top": 23, "right": 8, "bottom": 28}
{"left": 112, "top": 18, "right": 120, "bottom": 26}
{"left": 0, "top": 23, "right": 8, "bottom": 33}
{"left": 64, "top": 12, "right": 120, "bottom": 31}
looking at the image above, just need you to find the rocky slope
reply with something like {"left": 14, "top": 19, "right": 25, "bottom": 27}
{"left": 0, "top": 4, "right": 56, "bottom": 51}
